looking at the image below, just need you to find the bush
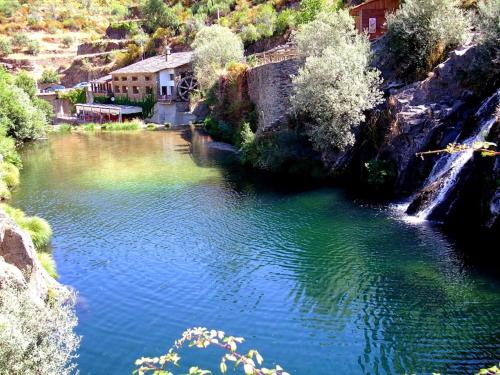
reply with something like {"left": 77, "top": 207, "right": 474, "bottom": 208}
{"left": 25, "top": 39, "right": 41, "bottom": 55}
{"left": 255, "top": 3, "right": 277, "bottom": 38}
{"left": 0, "top": 126, "right": 21, "bottom": 166}
{"left": 240, "top": 24, "right": 260, "bottom": 44}
{"left": 40, "top": 69, "right": 59, "bottom": 84}
{"left": 470, "top": 0, "right": 500, "bottom": 89}
{"left": 203, "top": 116, "right": 234, "bottom": 143}
{"left": 192, "top": 25, "right": 244, "bottom": 91}
{"left": 296, "top": 0, "right": 332, "bottom": 24}
{"left": 384, "top": 0, "right": 470, "bottom": 79}
{"left": 1, "top": 204, "right": 53, "bottom": 250}
{"left": 83, "top": 123, "right": 97, "bottom": 131}
{"left": 276, "top": 9, "right": 297, "bottom": 35}
{"left": 0, "top": 37, "right": 12, "bottom": 57}
{"left": 291, "top": 10, "right": 383, "bottom": 153}
{"left": 0, "top": 0, "right": 20, "bottom": 17}
{"left": 11, "top": 33, "right": 29, "bottom": 48}
{"left": 364, "top": 159, "right": 397, "bottom": 190}
{"left": 61, "top": 35, "right": 75, "bottom": 48}
{"left": 58, "top": 88, "right": 86, "bottom": 113}
{"left": 239, "top": 122, "right": 258, "bottom": 164}
{"left": 14, "top": 71, "right": 37, "bottom": 99}
{"left": 0, "top": 281, "right": 79, "bottom": 374}
{"left": 0, "top": 162, "right": 19, "bottom": 188}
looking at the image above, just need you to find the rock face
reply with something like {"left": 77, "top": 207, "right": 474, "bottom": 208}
{"left": 247, "top": 58, "right": 300, "bottom": 133}
{"left": 0, "top": 210, "right": 57, "bottom": 302}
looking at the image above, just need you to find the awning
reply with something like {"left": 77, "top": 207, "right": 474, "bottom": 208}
{"left": 75, "top": 103, "right": 142, "bottom": 116}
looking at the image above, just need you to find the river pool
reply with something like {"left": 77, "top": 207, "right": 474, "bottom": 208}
{"left": 11, "top": 129, "right": 500, "bottom": 375}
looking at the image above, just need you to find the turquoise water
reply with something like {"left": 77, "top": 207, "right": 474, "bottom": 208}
{"left": 11, "top": 130, "right": 500, "bottom": 374}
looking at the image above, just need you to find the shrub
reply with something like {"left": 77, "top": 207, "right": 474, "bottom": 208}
{"left": 58, "top": 88, "right": 86, "bottom": 113}
{"left": 296, "top": 0, "right": 331, "bottom": 24}
{"left": 291, "top": 10, "right": 383, "bottom": 153}
{"left": 0, "top": 281, "right": 79, "bottom": 374}
{"left": 0, "top": 126, "right": 21, "bottom": 166}
{"left": 11, "top": 33, "right": 29, "bottom": 47}
{"left": 14, "top": 71, "right": 37, "bottom": 99}
{"left": 40, "top": 69, "right": 59, "bottom": 84}
{"left": 0, "top": 162, "right": 19, "bottom": 188}
{"left": 0, "top": 180, "right": 11, "bottom": 200}
{"left": 239, "top": 122, "right": 258, "bottom": 164}
{"left": 0, "top": 0, "right": 20, "bottom": 17}
{"left": 240, "top": 24, "right": 260, "bottom": 44}
{"left": 203, "top": 116, "right": 234, "bottom": 143}
{"left": 0, "top": 37, "right": 12, "bottom": 57}
{"left": 276, "top": 9, "right": 296, "bottom": 35}
{"left": 25, "top": 39, "right": 41, "bottom": 55}
{"left": 192, "top": 25, "right": 244, "bottom": 91}
{"left": 36, "top": 251, "right": 58, "bottom": 278}
{"left": 255, "top": 3, "right": 277, "bottom": 38}
{"left": 61, "top": 35, "right": 75, "bottom": 48}
{"left": 384, "top": 0, "right": 470, "bottom": 79}
{"left": 470, "top": 0, "right": 500, "bottom": 89}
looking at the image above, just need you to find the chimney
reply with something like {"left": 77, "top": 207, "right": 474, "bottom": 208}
{"left": 165, "top": 46, "right": 171, "bottom": 61}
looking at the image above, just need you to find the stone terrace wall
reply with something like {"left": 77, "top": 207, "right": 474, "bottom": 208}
{"left": 246, "top": 58, "right": 300, "bottom": 133}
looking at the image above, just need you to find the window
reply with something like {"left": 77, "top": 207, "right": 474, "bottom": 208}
{"left": 146, "top": 86, "right": 153, "bottom": 94}
{"left": 145, "top": 76, "right": 151, "bottom": 81}
{"left": 132, "top": 76, "right": 138, "bottom": 81}
{"left": 114, "top": 85, "right": 120, "bottom": 93}
{"left": 122, "top": 86, "right": 127, "bottom": 92}
{"left": 169, "top": 73, "right": 174, "bottom": 81}
{"left": 121, "top": 76, "right": 127, "bottom": 81}
{"left": 132, "top": 86, "right": 139, "bottom": 94}
{"left": 113, "top": 76, "right": 119, "bottom": 81}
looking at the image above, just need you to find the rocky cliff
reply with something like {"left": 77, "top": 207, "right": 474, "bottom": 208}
{"left": 245, "top": 41, "right": 499, "bottom": 231}
{"left": 0, "top": 210, "right": 58, "bottom": 303}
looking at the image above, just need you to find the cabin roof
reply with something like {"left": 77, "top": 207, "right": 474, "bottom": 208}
{"left": 110, "top": 51, "right": 193, "bottom": 75}
{"left": 350, "top": 0, "right": 399, "bottom": 13}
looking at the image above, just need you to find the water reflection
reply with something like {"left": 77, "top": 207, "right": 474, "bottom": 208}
{"left": 12, "top": 129, "right": 500, "bottom": 375}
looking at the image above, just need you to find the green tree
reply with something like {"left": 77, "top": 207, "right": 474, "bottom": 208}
{"left": 0, "top": 0, "right": 19, "bottom": 17}
{"left": 384, "top": 0, "right": 470, "bottom": 78}
{"left": 40, "top": 69, "right": 59, "bottom": 84}
{"left": 275, "top": 9, "right": 297, "bottom": 35}
{"left": 291, "top": 10, "right": 383, "bottom": 153}
{"left": 192, "top": 25, "right": 244, "bottom": 91}
{"left": 141, "top": 0, "right": 180, "bottom": 32}
{"left": 296, "top": 0, "right": 331, "bottom": 24}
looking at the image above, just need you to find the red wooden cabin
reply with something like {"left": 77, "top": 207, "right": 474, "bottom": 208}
{"left": 350, "top": 0, "right": 400, "bottom": 40}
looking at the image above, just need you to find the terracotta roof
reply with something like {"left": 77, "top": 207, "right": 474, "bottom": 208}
{"left": 111, "top": 51, "right": 193, "bottom": 74}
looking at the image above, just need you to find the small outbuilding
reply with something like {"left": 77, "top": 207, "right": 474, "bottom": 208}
{"left": 350, "top": 0, "right": 399, "bottom": 40}
{"left": 75, "top": 103, "right": 142, "bottom": 123}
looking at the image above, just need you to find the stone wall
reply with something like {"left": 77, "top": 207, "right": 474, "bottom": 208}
{"left": 246, "top": 58, "right": 300, "bottom": 133}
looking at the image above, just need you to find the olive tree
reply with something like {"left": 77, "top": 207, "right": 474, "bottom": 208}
{"left": 291, "top": 10, "right": 382, "bottom": 153}
{"left": 191, "top": 25, "right": 244, "bottom": 91}
{"left": 384, "top": 0, "right": 470, "bottom": 78}
{"left": 0, "top": 282, "right": 80, "bottom": 375}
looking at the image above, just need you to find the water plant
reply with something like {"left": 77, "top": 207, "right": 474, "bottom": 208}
{"left": 135, "top": 327, "right": 289, "bottom": 375}
{"left": 100, "top": 119, "right": 142, "bottom": 131}
{"left": 58, "top": 123, "right": 73, "bottom": 133}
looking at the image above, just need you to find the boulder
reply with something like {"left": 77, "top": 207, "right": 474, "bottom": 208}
{"left": 0, "top": 210, "right": 58, "bottom": 302}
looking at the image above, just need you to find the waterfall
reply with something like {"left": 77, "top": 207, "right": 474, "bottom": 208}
{"left": 411, "top": 90, "right": 499, "bottom": 220}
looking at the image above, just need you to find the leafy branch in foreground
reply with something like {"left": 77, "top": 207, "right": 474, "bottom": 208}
{"left": 134, "top": 327, "right": 289, "bottom": 375}
{"left": 415, "top": 141, "right": 499, "bottom": 159}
